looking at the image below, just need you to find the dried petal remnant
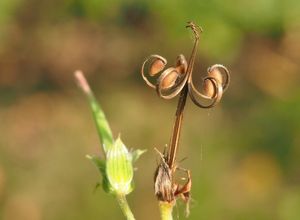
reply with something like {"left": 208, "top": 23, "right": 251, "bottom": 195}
{"left": 154, "top": 149, "right": 192, "bottom": 212}
{"left": 154, "top": 158, "right": 174, "bottom": 202}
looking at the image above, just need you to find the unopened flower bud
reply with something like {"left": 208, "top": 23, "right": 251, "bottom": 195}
{"left": 106, "top": 137, "right": 134, "bottom": 195}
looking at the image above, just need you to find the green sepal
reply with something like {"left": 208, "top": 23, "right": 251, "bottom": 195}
{"left": 106, "top": 137, "right": 133, "bottom": 195}
{"left": 130, "top": 180, "right": 135, "bottom": 193}
{"left": 86, "top": 155, "right": 113, "bottom": 194}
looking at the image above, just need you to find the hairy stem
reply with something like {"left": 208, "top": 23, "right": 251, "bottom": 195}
{"left": 159, "top": 202, "right": 174, "bottom": 220}
{"left": 116, "top": 194, "right": 135, "bottom": 220}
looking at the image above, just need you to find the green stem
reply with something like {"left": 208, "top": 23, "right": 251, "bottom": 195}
{"left": 116, "top": 194, "right": 135, "bottom": 220}
{"left": 159, "top": 201, "right": 174, "bottom": 220}
{"left": 74, "top": 70, "right": 114, "bottom": 153}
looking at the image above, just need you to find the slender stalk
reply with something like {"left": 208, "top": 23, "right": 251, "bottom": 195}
{"left": 159, "top": 202, "right": 174, "bottom": 220}
{"left": 167, "top": 25, "right": 200, "bottom": 168}
{"left": 75, "top": 70, "right": 114, "bottom": 154}
{"left": 167, "top": 85, "right": 188, "bottom": 168}
{"left": 116, "top": 194, "right": 135, "bottom": 220}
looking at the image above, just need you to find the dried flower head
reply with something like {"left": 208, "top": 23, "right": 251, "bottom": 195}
{"left": 141, "top": 21, "right": 231, "bottom": 218}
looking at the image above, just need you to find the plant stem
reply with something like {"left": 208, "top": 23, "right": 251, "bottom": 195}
{"left": 159, "top": 201, "right": 174, "bottom": 220}
{"left": 74, "top": 70, "right": 114, "bottom": 153}
{"left": 167, "top": 23, "right": 200, "bottom": 169}
{"left": 116, "top": 194, "right": 135, "bottom": 220}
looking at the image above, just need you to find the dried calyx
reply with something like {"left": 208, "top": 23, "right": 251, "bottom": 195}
{"left": 154, "top": 150, "right": 191, "bottom": 216}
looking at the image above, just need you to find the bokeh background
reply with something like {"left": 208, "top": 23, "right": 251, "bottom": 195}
{"left": 1, "top": 0, "right": 300, "bottom": 219}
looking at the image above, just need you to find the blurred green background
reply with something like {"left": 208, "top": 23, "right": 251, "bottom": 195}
{"left": 0, "top": 0, "right": 300, "bottom": 219}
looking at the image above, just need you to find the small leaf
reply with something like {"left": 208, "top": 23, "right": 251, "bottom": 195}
{"left": 86, "top": 155, "right": 112, "bottom": 193}
{"left": 131, "top": 149, "right": 147, "bottom": 163}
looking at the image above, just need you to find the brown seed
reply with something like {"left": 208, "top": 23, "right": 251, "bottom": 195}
{"left": 161, "top": 70, "right": 178, "bottom": 90}
{"left": 203, "top": 68, "right": 223, "bottom": 98}
{"left": 175, "top": 55, "right": 187, "bottom": 74}
{"left": 202, "top": 80, "right": 215, "bottom": 98}
{"left": 149, "top": 59, "right": 166, "bottom": 76}
{"left": 208, "top": 68, "right": 223, "bottom": 84}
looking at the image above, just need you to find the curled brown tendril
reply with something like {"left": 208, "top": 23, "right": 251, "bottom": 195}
{"left": 141, "top": 23, "right": 230, "bottom": 108}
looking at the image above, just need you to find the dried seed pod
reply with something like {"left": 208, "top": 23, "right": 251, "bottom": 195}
{"left": 149, "top": 58, "right": 166, "bottom": 76}
{"left": 160, "top": 69, "right": 179, "bottom": 90}
{"left": 175, "top": 54, "right": 187, "bottom": 74}
{"left": 203, "top": 67, "right": 223, "bottom": 98}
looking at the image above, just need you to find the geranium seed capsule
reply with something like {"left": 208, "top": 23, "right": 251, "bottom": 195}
{"left": 161, "top": 69, "right": 179, "bottom": 90}
{"left": 203, "top": 67, "right": 223, "bottom": 98}
{"left": 175, "top": 54, "right": 187, "bottom": 74}
{"left": 150, "top": 58, "right": 166, "bottom": 76}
